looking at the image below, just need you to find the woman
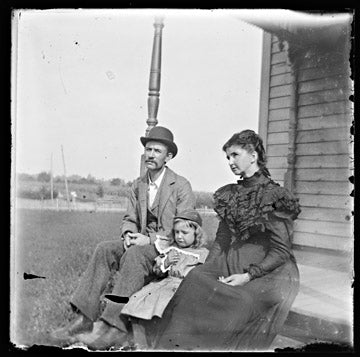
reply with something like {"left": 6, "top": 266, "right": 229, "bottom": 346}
{"left": 153, "top": 130, "right": 301, "bottom": 351}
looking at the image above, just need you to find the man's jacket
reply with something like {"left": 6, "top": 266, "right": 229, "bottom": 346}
{"left": 120, "top": 167, "right": 196, "bottom": 243}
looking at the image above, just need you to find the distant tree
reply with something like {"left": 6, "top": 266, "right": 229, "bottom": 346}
{"left": 37, "top": 171, "right": 51, "bottom": 182}
{"left": 96, "top": 184, "right": 104, "bottom": 198}
{"left": 17, "top": 173, "right": 35, "bottom": 181}
{"left": 54, "top": 175, "right": 63, "bottom": 183}
{"left": 18, "top": 185, "right": 58, "bottom": 200}
{"left": 118, "top": 186, "right": 131, "bottom": 198}
{"left": 68, "top": 174, "right": 83, "bottom": 182}
{"left": 39, "top": 185, "right": 48, "bottom": 199}
{"left": 110, "top": 178, "right": 124, "bottom": 186}
{"left": 194, "top": 191, "right": 214, "bottom": 209}
{"left": 86, "top": 174, "right": 96, "bottom": 184}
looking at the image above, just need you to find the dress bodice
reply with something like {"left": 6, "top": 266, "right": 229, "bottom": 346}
{"left": 213, "top": 171, "right": 301, "bottom": 242}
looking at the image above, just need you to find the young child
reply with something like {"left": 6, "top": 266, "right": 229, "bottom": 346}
{"left": 121, "top": 209, "right": 209, "bottom": 322}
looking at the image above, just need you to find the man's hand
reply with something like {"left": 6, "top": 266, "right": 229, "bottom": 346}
{"left": 123, "top": 232, "right": 132, "bottom": 250}
{"left": 218, "top": 273, "right": 251, "bottom": 286}
{"left": 155, "top": 235, "right": 174, "bottom": 252}
{"left": 127, "top": 232, "right": 151, "bottom": 246}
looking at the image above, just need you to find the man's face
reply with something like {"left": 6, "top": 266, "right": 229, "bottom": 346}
{"left": 144, "top": 141, "right": 172, "bottom": 172}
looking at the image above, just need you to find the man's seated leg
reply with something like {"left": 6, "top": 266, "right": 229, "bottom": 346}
{"left": 107, "top": 244, "right": 159, "bottom": 299}
{"left": 50, "top": 240, "right": 125, "bottom": 344}
{"left": 73, "top": 245, "right": 158, "bottom": 349}
{"left": 76, "top": 313, "right": 129, "bottom": 350}
{"left": 50, "top": 306, "right": 93, "bottom": 344}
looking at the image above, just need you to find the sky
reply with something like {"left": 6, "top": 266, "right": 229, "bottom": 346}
{"left": 13, "top": 9, "right": 263, "bottom": 192}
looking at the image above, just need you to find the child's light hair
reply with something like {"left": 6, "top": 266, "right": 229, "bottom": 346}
{"left": 173, "top": 218, "right": 207, "bottom": 248}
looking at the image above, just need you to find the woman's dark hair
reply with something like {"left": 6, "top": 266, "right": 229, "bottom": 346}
{"left": 222, "top": 130, "right": 271, "bottom": 177}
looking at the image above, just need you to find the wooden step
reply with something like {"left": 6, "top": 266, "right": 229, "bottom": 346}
{"left": 281, "top": 310, "right": 352, "bottom": 345}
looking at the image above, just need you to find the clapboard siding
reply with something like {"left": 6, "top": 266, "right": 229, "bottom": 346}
{"left": 296, "top": 155, "right": 350, "bottom": 169}
{"left": 269, "top": 84, "right": 292, "bottom": 98}
{"left": 298, "top": 101, "right": 350, "bottom": 119}
{"left": 272, "top": 36, "right": 280, "bottom": 43}
{"left": 272, "top": 51, "right": 288, "bottom": 64}
{"left": 268, "top": 120, "right": 289, "bottom": 133}
{"left": 297, "top": 114, "right": 351, "bottom": 130}
{"left": 295, "top": 168, "right": 351, "bottom": 181}
{"left": 269, "top": 168, "right": 287, "bottom": 181}
{"left": 267, "top": 156, "right": 288, "bottom": 169}
{"left": 271, "top": 40, "right": 289, "bottom": 54}
{"left": 259, "top": 33, "right": 353, "bottom": 250}
{"left": 267, "top": 132, "right": 289, "bottom": 144}
{"left": 270, "top": 72, "right": 293, "bottom": 87}
{"left": 296, "top": 141, "right": 349, "bottom": 155}
{"left": 294, "top": 219, "right": 352, "bottom": 238}
{"left": 296, "top": 193, "right": 352, "bottom": 210}
{"left": 296, "top": 127, "right": 349, "bottom": 143}
{"left": 297, "top": 51, "right": 347, "bottom": 70}
{"left": 298, "top": 66, "right": 347, "bottom": 82}
{"left": 296, "top": 181, "right": 351, "bottom": 195}
{"left": 293, "top": 232, "right": 351, "bottom": 251}
{"left": 298, "top": 207, "right": 352, "bottom": 223}
{"left": 267, "top": 144, "right": 289, "bottom": 157}
{"left": 298, "top": 88, "right": 348, "bottom": 106}
{"left": 269, "top": 108, "right": 290, "bottom": 121}
{"left": 269, "top": 96, "right": 292, "bottom": 109}
{"left": 268, "top": 34, "right": 291, "bottom": 196}
{"left": 298, "top": 75, "right": 349, "bottom": 94}
{"left": 271, "top": 63, "right": 291, "bottom": 76}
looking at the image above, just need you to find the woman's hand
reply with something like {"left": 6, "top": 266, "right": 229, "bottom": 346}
{"left": 218, "top": 273, "right": 251, "bottom": 286}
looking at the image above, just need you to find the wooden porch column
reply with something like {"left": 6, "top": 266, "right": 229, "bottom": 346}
{"left": 140, "top": 17, "right": 164, "bottom": 176}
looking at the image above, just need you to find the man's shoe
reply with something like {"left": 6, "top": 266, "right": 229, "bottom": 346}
{"left": 76, "top": 321, "right": 128, "bottom": 350}
{"left": 50, "top": 314, "right": 93, "bottom": 344}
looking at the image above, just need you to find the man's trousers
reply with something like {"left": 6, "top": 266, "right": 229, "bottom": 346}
{"left": 70, "top": 240, "right": 158, "bottom": 331}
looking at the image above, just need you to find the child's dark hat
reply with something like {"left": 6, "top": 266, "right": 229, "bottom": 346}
{"left": 174, "top": 209, "right": 202, "bottom": 227}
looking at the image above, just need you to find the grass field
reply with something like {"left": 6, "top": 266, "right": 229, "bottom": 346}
{"left": 11, "top": 208, "right": 218, "bottom": 347}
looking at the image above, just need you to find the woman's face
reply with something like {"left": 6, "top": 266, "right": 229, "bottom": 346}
{"left": 174, "top": 221, "right": 196, "bottom": 248}
{"left": 225, "top": 145, "right": 256, "bottom": 177}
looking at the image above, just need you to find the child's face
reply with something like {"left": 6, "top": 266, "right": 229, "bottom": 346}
{"left": 174, "top": 221, "right": 196, "bottom": 248}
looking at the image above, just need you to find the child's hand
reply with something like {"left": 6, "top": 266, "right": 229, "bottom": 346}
{"left": 164, "top": 249, "right": 181, "bottom": 268}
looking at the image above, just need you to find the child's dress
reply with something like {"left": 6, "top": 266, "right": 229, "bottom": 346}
{"left": 121, "top": 241, "right": 209, "bottom": 320}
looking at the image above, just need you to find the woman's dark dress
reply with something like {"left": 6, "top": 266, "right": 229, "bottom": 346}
{"left": 153, "top": 172, "right": 301, "bottom": 351}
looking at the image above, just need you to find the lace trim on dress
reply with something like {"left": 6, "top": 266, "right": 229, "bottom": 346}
{"left": 213, "top": 173, "right": 301, "bottom": 241}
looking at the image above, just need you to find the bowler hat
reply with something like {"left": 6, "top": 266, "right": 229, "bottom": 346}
{"left": 140, "top": 126, "right": 178, "bottom": 158}
{"left": 174, "top": 209, "right": 202, "bottom": 227}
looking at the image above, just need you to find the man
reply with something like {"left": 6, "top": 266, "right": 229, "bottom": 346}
{"left": 50, "top": 126, "right": 196, "bottom": 348}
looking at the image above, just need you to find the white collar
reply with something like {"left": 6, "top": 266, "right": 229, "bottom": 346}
{"left": 148, "top": 166, "right": 167, "bottom": 187}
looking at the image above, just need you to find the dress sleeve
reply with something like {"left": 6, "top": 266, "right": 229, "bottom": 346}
{"left": 246, "top": 211, "right": 294, "bottom": 279}
{"left": 205, "top": 220, "right": 231, "bottom": 263}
